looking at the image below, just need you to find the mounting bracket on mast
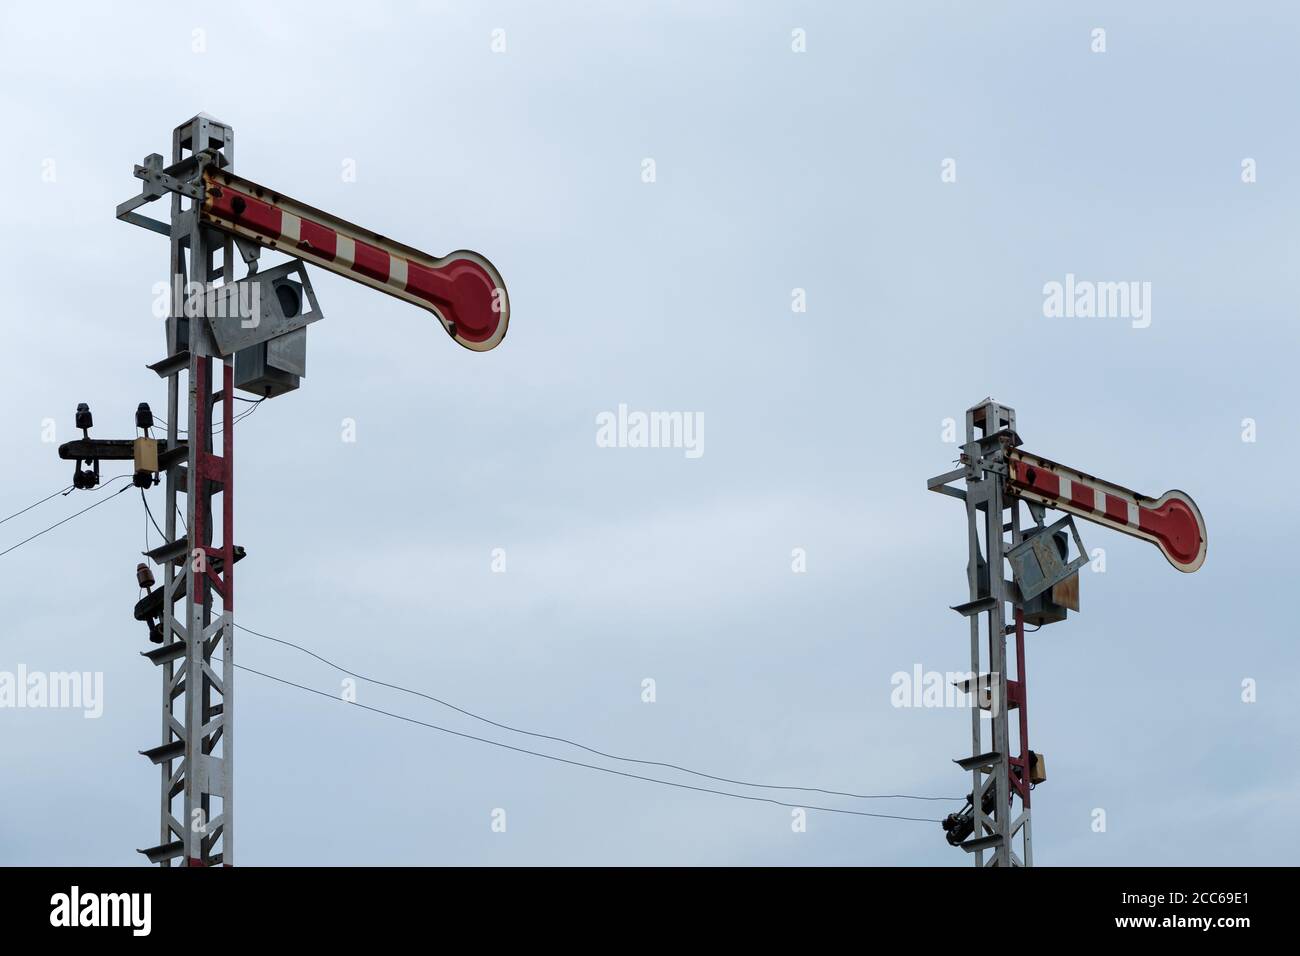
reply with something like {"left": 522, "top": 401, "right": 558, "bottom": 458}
{"left": 115, "top": 149, "right": 226, "bottom": 237}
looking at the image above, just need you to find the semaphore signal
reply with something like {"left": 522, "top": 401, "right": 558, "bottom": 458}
{"left": 927, "top": 398, "right": 1207, "bottom": 867}
{"left": 56, "top": 113, "right": 510, "bottom": 867}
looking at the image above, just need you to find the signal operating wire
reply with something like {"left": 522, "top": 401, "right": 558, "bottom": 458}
{"left": 229, "top": 659, "right": 945, "bottom": 824}
{"left": 0, "top": 486, "right": 74, "bottom": 526}
{"left": 235, "top": 622, "right": 961, "bottom": 804}
{"left": 0, "top": 472, "right": 132, "bottom": 530}
{"left": 0, "top": 473, "right": 960, "bottom": 823}
{"left": 81, "top": 474, "right": 133, "bottom": 493}
{"left": 0, "top": 484, "right": 132, "bottom": 558}
{"left": 141, "top": 489, "right": 166, "bottom": 541}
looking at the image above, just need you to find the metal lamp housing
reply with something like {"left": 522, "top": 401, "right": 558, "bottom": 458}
{"left": 201, "top": 259, "right": 322, "bottom": 398}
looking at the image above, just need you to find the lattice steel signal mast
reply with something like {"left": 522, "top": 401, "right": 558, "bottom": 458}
{"left": 927, "top": 399, "right": 1206, "bottom": 867}
{"left": 58, "top": 114, "right": 509, "bottom": 866}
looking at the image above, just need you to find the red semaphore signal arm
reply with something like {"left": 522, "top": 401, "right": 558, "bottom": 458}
{"left": 200, "top": 167, "right": 509, "bottom": 352}
{"left": 1006, "top": 449, "right": 1207, "bottom": 573}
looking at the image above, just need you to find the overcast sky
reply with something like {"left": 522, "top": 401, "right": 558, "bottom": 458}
{"left": 1, "top": 1, "right": 1297, "bottom": 865}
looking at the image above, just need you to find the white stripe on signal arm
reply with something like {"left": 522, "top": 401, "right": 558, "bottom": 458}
{"left": 281, "top": 213, "right": 301, "bottom": 243}
{"left": 390, "top": 256, "right": 408, "bottom": 288}
{"left": 336, "top": 235, "right": 356, "bottom": 269}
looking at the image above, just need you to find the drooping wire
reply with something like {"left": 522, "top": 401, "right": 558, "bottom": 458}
{"left": 230, "top": 660, "right": 944, "bottom": 824}
{"left": 0, "top": 484, "right": 132, "bottom": 558}
{"left": 213, "top": 397, "right": 264, "bottom": 435}
{"left": 141, "top": 489, "right": 165, "bottom": 541}
{"left": 157, "top": 396, "right": 264, "bottom": 437}
{"left": 235, "top": 622, "right": 961, "bottom": 804}
{"left": 0, "top": 474, "right": 130, "bottom": 529}
{"left": 75, "top": 474, "right": 133, "bottom": 494}
{"left": 0, "top": 486, "right": 74, "bottom": 527}
{"left": 142, "top": 489, "right": 166, "bottom": 542}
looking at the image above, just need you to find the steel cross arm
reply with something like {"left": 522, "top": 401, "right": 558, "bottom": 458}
{"left": 1006, "top": 448, "right": 1207, "bottom": 572}
{"left": 926, "top": 466, "right": 968, "bottom": 500}
{"left": 115, "top": 151, "right": 215, "bottom": 237}
{"left": 58, "top": 438, "right": 158, "bottom": 461}
{"left": 198, "top": 167, "right": 510, "bottom": 352}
